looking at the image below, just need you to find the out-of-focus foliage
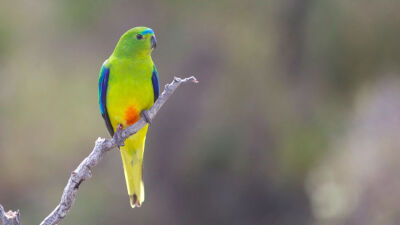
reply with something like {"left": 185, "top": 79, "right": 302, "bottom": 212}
{"left": 1, "top": 0, "right": 400, "bottom": 224}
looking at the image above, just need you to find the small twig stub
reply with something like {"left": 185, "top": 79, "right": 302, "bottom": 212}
{"left": 0, "top": 204, "right": 20, "bottom": 225}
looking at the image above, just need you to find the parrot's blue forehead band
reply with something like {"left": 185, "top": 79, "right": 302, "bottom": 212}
{"left": 141, "top": 29, "right": 154, "bottom": 35}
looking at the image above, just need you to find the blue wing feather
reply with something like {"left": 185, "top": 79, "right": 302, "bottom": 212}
{"left": 152, "top": 66, "right": 160, "bottom": 102}
{"left": 98, "top": 64, "right": 114, "bottom": 136}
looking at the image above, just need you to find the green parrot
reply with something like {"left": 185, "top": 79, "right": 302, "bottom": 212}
{"left": 98, "top": 27, "right": 159, "bottom": 208}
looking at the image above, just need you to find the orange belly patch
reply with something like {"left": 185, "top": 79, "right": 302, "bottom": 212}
{"left": 125, "top": 105, "right": 139, "bottom": 126}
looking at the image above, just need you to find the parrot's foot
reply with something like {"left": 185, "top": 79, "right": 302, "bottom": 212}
{"left": 141, "top": 110, "right": 152, "bottom": 124}
{"left": 113, "top": 124, "right": 125, "bottom": 147}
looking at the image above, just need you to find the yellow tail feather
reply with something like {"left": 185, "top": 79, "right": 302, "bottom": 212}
{"left": 120, "top": 125, "right": 148, "bottom": 208}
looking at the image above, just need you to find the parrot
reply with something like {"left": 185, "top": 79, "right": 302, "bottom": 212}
{"left": 98, "top": 27, "right": 159, "bottom": 208}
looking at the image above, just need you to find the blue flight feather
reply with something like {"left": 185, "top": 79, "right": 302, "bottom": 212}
{"left": 98, "top": 64, "right": 114, "bottom": 136}
{"left": 152, "top": 66, "right": 160, "bottom": 102}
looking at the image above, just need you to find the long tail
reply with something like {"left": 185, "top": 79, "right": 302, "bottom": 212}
{"left": 120, "top": 125, "right": 148, "bottom": 208}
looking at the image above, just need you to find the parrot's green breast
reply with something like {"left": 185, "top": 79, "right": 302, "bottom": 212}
{"left": 105, "top": 56, "right": 155, "bottom": 130}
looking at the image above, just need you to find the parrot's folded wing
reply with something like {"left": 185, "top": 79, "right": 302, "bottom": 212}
{"left": 98, "top": 62, "right": 114, "bottom": 136}
{"left": 152, "top": 65, "right": 160, "bottom": 102}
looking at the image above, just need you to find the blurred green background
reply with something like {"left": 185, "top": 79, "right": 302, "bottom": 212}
{"left": 1, "top": 0, "right": 400, "bottom": 224}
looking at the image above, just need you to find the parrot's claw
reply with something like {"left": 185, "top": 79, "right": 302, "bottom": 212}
{"left": 113, "top": 124, "right": 125, "bottom": 147}
{"left": 141, "top": 110, "right": 152, "bottom": 124}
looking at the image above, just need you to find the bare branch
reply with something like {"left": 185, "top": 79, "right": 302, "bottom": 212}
{"left": 40, "top": 76, "right": 197, "bottom": 225}
{"left": 0, "top": 76, "right": 197, "bottom": 225}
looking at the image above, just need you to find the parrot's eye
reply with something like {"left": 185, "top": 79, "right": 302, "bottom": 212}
{"left": 136, "top": 34, "right": 143, "bottom": 40}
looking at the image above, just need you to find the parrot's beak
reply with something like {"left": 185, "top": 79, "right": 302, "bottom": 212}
{"left": 151, "top": 35, "right": 157, "bottom": 50}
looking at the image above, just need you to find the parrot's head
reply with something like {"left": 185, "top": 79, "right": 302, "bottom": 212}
{"left": 113, "top": 26, "right": 157, "bottom": 58}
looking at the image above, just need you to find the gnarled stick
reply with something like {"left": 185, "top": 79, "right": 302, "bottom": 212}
{"left": 0, "top": 76, "right": 197, "bottom": 225}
